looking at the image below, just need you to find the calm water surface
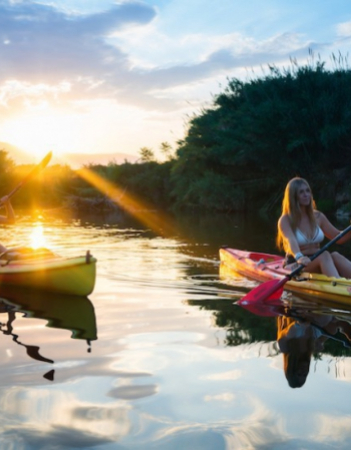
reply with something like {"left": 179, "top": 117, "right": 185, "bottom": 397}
{"left": 0, "top": 211, "right": 351, "bottom": 449}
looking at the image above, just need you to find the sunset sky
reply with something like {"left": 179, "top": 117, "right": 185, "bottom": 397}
{"left": 0, "top": 0, "right": 350, "bottom": 163}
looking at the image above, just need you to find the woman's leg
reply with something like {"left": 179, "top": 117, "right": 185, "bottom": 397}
{"left": 331, "top": 252, "right": 351, "bottom": 278}
{"left": 304, "top": 251, "right": 340, "bottom": 277}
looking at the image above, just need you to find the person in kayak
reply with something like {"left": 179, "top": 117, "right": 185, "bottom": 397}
{"left": 0, "top": 195, "right": 16, "bottom": 254}
{"left": 276, "top": 177, "right": 351, "bottom": 278}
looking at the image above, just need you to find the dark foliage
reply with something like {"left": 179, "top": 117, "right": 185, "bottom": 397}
{"left": 171, "top": 56, "right": 351, "bottom": 213}
{"left": 72, "top": 160, "right": 174, "bottom": 210}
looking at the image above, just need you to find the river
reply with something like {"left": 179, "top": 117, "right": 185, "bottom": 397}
{"left": 0, "top": 210, "right": 350, "bottom": 449}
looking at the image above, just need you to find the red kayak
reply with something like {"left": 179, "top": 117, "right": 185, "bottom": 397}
{"left": 219, "top": 247, "right": 351, "bottom": 304}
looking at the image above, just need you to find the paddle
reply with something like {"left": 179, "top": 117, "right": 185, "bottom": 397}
{"left": 1, "top": 151, "right": 52, "bottom": 203}
{"left": 237, "top": 222, "right": 351, "bottom": 306}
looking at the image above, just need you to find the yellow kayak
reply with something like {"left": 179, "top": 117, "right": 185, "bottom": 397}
{"left": 0, "top": 248, "right": 97, "bottom": 296}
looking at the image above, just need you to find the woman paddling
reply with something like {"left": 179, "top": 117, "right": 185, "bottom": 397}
{"left": 276, "top": 177, "right": 351, "bottom": 278}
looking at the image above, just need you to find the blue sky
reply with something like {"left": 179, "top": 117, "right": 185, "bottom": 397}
{"left": 0, "top": 0, "right": 350, "bottom": 162}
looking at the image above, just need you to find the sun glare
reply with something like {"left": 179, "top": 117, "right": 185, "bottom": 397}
{"left": 78, "top": 167, "right": 176, "bottom": 237}
{"left": 1, "top": 112, "right": 79, "bottom": 160}
{"left": 30, "top": 224, "right": 47, "bottom": 249}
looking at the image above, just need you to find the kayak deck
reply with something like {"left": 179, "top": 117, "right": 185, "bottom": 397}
{"left": 0, "top": 249, "right": 97, "bottom": 296}
{"left": 219, "top": 247, "right": 351, "bottom": 304}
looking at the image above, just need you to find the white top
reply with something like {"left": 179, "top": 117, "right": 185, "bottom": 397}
{"left": 295, "top": 226, "right": 324, "bottom": 246}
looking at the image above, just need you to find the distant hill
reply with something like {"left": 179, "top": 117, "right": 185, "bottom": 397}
{"left": 57, "top": 152, "right": 138, "bottom": 168}
{"left": 0, "top": 141, "right": 33, "bottom": 164}
{"left": 0, "top": 142, "right": 138, "bottom": 168}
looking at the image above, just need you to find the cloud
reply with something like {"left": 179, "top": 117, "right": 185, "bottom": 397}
{"left": 0, "top": 0, "right": 331, "bottom": 117}
{"left": 0, "top": 0, "right": 156, "bottom": 81}
{"left": 336, "top": 21, "right": 351, "bottom": 37}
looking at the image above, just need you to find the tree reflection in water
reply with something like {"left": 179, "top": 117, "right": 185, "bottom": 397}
{"left": 187, "top": 294, "right": 351, "bottom": 388}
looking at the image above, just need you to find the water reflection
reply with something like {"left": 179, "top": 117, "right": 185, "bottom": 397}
{"left": 234, "top": 292, "right": 351, "bottom": 387}
{"left": 187, "top": 297, "right": 278, "bottom": 347}
{"left": 0, "top": 287, "right": 97, "bottom": 380}
{"left": 277, "top": 304, "right": 351, "bottom": 388}
{"left": 2, "top": 213, "right": 351, "bottom": 448}
{"left": 29, "top": 223, "right": 47, "bottom": 249}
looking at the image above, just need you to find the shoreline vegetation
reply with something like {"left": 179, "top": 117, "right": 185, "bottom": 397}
{"left": 2, "top": 54, "right": 351, "bottom": 220}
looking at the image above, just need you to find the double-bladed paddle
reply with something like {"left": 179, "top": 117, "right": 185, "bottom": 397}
{"left": 2, "top": 151, "right": 53, "bottom": 202}
{"left": 237, "top": 222, "right": 351, "bottom": 306}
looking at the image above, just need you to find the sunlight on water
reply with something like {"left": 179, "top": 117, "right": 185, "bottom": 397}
{"left": 0, "top": 214, "right": 350, "bottom": 449}
{"left": 29, "top": 223, "right": 47, "bottom": 249}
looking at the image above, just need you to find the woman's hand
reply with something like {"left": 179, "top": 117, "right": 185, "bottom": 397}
{"left": 297, "top": 255, "right": 311, "bottom": 266}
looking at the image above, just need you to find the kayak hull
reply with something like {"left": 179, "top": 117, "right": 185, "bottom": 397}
{"left": 0, "top": 251, "right": 97, "bottom": 296}
{"left": 219, "top": 247, "right": 351, "bottom": 304}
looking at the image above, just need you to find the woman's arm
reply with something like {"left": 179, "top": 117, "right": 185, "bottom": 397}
{"left": 318, "top": 212, "right": 351, "bottom": 244}
{"left": 0, "top": 196, "right": 15, "bottom": 224}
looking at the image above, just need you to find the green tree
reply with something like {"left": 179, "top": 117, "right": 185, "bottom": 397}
{"left": 160, "top": 141, "right": 174, "bottom": 161}
{"left": 139, "top": 147, "right": 155, "bottom": 162}
{"left": 171, "top": 55, "right": 351, "bottom": 213}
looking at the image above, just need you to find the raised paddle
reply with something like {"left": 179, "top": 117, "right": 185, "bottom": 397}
{"left": 237, "top": 222, "right": 351, "bottom": 306}
{"left": 1, "top": 151, "right": 52, "bottom": 203}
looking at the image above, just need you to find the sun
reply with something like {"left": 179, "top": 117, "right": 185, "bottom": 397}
{"left": 1, "top": 110, "right": 80, "bottom": 160}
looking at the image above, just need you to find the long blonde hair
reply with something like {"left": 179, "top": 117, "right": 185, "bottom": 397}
{"left": 276, "top": 177, "right": 317, "bottom": 252}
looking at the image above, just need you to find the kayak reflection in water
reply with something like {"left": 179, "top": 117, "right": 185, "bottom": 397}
{"left": 277, "top": 309, "right": 351, "bottom": 388}
{"left": 0, "top": 302, "right": 55, "bottom": 380}
{"left": 0, "top": 195, "right": 15, "bottom": 253}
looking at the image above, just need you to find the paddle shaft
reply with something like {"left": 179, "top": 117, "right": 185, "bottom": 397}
{"left": 2, "top": 151, "right": 52, "bottom": 203}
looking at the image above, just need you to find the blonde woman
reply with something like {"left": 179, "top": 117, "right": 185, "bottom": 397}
{"left": 276, "top": 177, "right": 351, "bottom": 278}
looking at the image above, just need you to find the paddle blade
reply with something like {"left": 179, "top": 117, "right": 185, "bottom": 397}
{"left": 236, "top": 299, "right": 285, "bottom": 317}
{"left": 237, "top": 277, "right": 288, "bottom": 305}
{"left": 6, "top": 151, "right": 53, "bottom": 200}
{"left": 39, "top": 151, "right": 52, "bottom": 169}
{"left": 23, "top": 151, "right": 52, "bottom": 184}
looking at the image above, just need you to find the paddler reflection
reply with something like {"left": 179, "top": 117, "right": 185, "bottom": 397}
{"left": 0, "top": 287, "right": 97, "bottom": 381}
{"left": 277, "top": 309, "right": 351, "bottom": 388}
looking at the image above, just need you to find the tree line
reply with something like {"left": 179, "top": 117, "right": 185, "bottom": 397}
{"left": 2, "top": 54, "right": 351, "bottom": 216}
